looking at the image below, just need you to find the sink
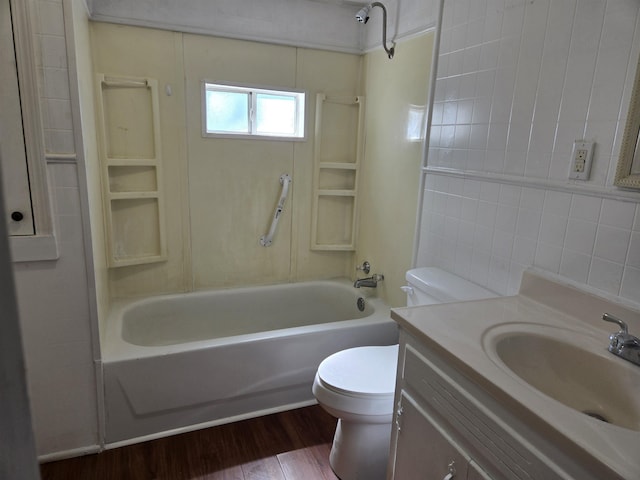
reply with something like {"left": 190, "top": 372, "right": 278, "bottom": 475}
{"left": 486, "top": 325, "right": 640, "bottom": 431}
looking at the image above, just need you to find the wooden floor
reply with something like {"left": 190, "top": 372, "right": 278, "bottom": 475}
{"left": 40, "top": 406, "right": 339, "bottom": 480}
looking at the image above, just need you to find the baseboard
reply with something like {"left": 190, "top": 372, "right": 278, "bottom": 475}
{"left": 38, "top": 445, "right": 102, "bottom": 463}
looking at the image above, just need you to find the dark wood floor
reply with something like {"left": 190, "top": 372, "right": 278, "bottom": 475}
{"left": 40, "top": 406, "right": 339, "bottom": 480}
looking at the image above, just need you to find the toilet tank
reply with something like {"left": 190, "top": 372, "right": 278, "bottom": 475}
{"left": 404, "top": 267, "right": 498, "bottom": 307}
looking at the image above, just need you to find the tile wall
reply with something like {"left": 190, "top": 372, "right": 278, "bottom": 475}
{"left": 14, "top": 161, "right": 99, "bottom": 456}
{"left": 35, "top": 0, "right": 75, "bottom": 155}
{"left": 417, "top": 0, "right": 640, "bottom": 303}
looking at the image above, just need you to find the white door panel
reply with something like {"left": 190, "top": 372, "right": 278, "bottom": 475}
{"left": 0, "top": 0, "right": 34, "bottom": 236}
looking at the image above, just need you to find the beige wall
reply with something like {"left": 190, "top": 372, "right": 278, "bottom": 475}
{"left": 184, "top": 33, "right": 296, "bottom": 288}
{"left": 90, "top": 24, "right": 361, "bottom": 298}
{"left": 184, "top": 36, "right": 362, "bottom": 288}
{"left": 90, "top": 23, "right": 434, "bottom": 306}
{"left": 357, "top": 33, "right": 434, "bottom": 307}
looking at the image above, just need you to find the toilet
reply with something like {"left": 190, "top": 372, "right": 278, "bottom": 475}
{"left": 312, "top": 267, "right": 498, "bottom": 480}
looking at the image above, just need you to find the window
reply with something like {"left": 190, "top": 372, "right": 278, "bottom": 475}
{"left": 203, "top": 83, "right": 305, "bottom": 139}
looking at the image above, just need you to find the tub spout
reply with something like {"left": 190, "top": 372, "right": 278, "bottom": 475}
{"left": 353, "top": 274, "right": 384, "bottom": 288}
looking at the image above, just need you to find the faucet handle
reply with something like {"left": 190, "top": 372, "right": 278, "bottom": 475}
{"left": 602, "top": 313, "right": 629, "bottom": 334}
{"left": 602, "top": 313, "right": 640, "bottom": 367}
{"left": 356, "top": 261, "right": 371, "bottom": 274}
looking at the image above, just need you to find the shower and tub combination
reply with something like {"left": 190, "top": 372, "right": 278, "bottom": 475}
{"left": 101, "top": 279, "right": 396, "bottom": 445}
{"left": 98, "top": 1, "right": 402, "bottom": 447}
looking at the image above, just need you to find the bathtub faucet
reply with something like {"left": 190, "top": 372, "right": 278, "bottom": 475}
{"left": 354, "top": 274, "right": 384, "bottom": 288}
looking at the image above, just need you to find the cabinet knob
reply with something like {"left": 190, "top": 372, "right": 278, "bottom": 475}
{"left": 11, "top": 211, "right": 24, "bottom": 222}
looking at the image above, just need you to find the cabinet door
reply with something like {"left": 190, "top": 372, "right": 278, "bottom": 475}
{"left": 392, "top": 390, "right": 470, "bottom": 480}
{"left": 0, "top": 0, "right": 34, "bottom": 235}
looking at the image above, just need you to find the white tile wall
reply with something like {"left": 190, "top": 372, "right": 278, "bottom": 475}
{"left": 419, "top": 0, "right": 640, "bottom": 303}
{"left": 35, "top": 0, "right": 75, "bottom": 155}
{"left": 419, "top": 175, "right": 640, "bottom": 299}
{"left": 14, "top": 162, "right": 99, "bottom": 456}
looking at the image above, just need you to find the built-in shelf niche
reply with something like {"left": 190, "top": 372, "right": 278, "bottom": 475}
{"left": 96, "top": 74, "right": 167, "bottom": 267}
{"left": 310, "top": 94, "right": 364, "bottom": 251}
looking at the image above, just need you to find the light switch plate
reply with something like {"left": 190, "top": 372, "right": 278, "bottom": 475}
{"left": 568, "top": 140, "right": 594, "bottom": 180}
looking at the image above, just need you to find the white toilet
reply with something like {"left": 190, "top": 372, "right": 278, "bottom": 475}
{"left": 312, "top": 267, "right": 498, "bottom": 480}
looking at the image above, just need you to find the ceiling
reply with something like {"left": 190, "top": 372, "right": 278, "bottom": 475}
{"left": 87, "top": 0, "right": 437, "bottom": 54}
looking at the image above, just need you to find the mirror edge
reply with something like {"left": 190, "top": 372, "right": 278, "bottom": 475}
{"left": 615, "top": 50, "right": 640, "bottom": 189}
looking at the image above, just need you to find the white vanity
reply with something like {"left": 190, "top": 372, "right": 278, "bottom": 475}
{"left": 388, "top": 271, "right": 640, "bottom": 480}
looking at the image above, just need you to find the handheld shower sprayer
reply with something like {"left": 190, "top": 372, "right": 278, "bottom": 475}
{"left": 355, "top": 2, "right": 395, "bottom": 59}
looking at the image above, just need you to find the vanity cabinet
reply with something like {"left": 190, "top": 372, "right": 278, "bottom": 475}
{"left": 387, "top": 329, "right": 609, "bottom": 480}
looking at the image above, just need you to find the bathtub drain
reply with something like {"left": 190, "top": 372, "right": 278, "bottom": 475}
{"left": 357, "top": 297, "right": 366, "bottom": 312}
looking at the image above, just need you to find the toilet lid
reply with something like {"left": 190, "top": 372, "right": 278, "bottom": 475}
{"left": 317, "top": 345, "right": 399, "bottom": 396}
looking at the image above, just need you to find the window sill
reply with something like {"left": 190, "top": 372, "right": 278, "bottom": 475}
{"left": 10, "top": 234, "right": 59, "bottom": 262}
{"left": 202, "top": 132, "right": 307, "bottom": 142}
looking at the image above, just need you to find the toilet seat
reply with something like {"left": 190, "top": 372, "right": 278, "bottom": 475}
{"left": 313, "top": 345, "right": 398, "bottom": 418}
{"left": 317, "top": 345, "right": 399, "bottom": 396}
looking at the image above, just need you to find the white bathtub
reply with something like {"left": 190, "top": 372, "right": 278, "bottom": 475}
{"left": 102, "top": 279, "right": 397, "bottom": 445}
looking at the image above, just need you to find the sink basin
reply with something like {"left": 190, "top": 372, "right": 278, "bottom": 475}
{"left": 488, "top": 326, "right": 640, "bottom": 431}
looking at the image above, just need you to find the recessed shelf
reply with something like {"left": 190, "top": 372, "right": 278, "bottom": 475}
{"left": 318, "top": 168, "right": 356, "bottom": 191}
{"left": 110, "top": 198, "right": 163, "bottom": 265}
{"left": 314, "top": 196, "right": 355, "bottom": 248}
{"left": 317, "top": 189, "right": 356, "bottom": 197}
{"left": 310, "top": 93, "right": 364, "bottom": 251}
{"left": 108, "top": 165, "right": 158, "bottom": 193}
{"left": 318, "top": 162, "right": 358, "bottom": 170}
{"left": 96, "top": 74, "right": 167, "bottom": 268}
{"left": 108, "top": 191, "right": 160, "bottom": 200}
{"left": 102, "top": 82, "right": 156, "bottom": 159}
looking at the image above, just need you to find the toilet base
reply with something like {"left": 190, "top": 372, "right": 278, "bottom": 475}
{"left": 329, "top": 418, "right": 392, "bottom": 480}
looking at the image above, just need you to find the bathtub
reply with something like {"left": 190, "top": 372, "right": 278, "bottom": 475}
{"left": 102, "top": 279, "right": 397, "bottom": 445}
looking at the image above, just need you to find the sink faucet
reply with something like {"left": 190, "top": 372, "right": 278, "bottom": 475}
{"left": 354, "top": 273, "right": 384, "bottom": 288}
{"left": 602, "top": 313, "right": 640, "bottom": 367}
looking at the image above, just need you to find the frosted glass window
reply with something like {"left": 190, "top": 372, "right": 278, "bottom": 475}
{"left": 206, "top": 90, "right": 249, "bottom": 134}
{"left": 204, "top": 83, "right": 305, "bottom": 139}
{"left": 256, "top": 94, "right": 296, "bottom": 135}
{"left": 406, "top": 104, "right": 426, "bottom": 142}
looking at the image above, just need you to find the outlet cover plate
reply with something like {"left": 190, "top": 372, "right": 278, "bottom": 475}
{"left": 569, "top": 140, "right": 594, "bottom": 180}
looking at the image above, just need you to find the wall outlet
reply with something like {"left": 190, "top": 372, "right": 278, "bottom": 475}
{"left": 568, "top": 140, "right": 594, "bottom": 180}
